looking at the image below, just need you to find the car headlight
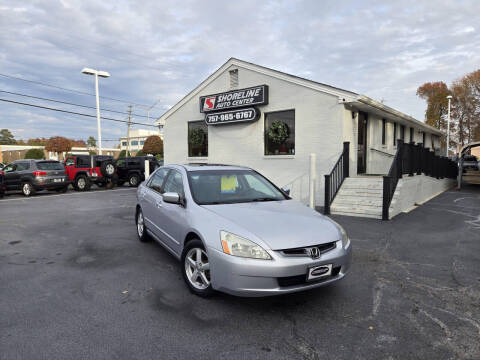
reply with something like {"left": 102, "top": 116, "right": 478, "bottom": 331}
{"left": 329, "top": 219, "right": 349, "bottom": 248}
{"left": 220, "top": 231, "right": 271, "bottom": 260}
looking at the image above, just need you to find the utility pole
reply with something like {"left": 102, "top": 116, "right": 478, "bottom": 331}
{"left": 127, "top": 104, "right": 133, "bottom": 157}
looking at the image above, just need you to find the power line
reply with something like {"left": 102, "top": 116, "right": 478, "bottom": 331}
{"left": 0, "top": 98, "right": 159, "bottom": 127}
{"left": 0, "top": 73, "right": 148, "bottom": 107}
{"left": 0, "top": 90, "right": 150, "bottom": 118}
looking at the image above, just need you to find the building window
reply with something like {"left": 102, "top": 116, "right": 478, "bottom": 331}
{"left": 422, "top": 132, "right": 426, "bottom": 147}
{"left": 382, "top": 119, "right": 386, "bottom": 145}
{"left": 393, "top": 123, "right": 397, "bottom": 146}
{"left": 131, "top": 140, "right": 138, "bottom": 146}
{"left": 264, "top": 110, "right": 295, "bottom": 155}
{"left": 400, "top": 125, "right": 405, "bottom": 141}
{"left": 188, "top": 121, "right": 208, "bottom": 157}
{"left": 140, "top": 141, "right": 145, "bottom": 145}
{"left": 410, "top": 127, "right": 414, "bottom": 143}
{"left": 122, "top": 141, "right": 127, "bottom": 146}
{"left": 229, "top": 69, "right": 238, "bottom": 89}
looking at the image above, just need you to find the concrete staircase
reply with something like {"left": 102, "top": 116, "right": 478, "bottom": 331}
{"left": 330, "top": 177, "right": 386, "bottom": 219}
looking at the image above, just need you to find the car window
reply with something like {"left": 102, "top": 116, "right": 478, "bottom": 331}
{"left": 163, "top": 170, "right": 185, "bottom": 198}
{"left": 37, "top": 161, "right": 64, "bottom": 170}
{"left": 3, "top": 164, "right": 16, "bottom": 173}
{"left": 16, "top": 162, "right": 30, "bottom": 171}
{"left": 116, "top": 159, "right": 126, "bottom": 167}
{"left": 244, "top": 174, "right": 278, "bottom": 197}
{"left": 76, "top": 157, "right": 90, "bottom": 168}
{"left": 148, "top": 168, "right": 169, "bottom": 193}
{"left": 65, "top": 158, "right": 75, "bottom": 166}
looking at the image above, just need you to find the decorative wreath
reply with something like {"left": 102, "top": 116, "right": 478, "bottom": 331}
{"left": 267, "top": 120, "right": 289, "bottom": 144}
{"left": 189, "top": 128, "right": 205, "bottom": 147}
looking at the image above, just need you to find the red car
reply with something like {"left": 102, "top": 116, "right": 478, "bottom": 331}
{"left": 64, "top": 155, "right": 117, "bottom": 191}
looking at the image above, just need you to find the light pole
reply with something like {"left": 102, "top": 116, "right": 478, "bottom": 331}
{"left": 82, "top": 68, "right": 110, "bottom": 155}
{"left": 446, "top": 95, "right": 452, "bottom": 156}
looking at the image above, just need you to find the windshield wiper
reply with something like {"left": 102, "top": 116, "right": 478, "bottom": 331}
{"left": 250, "top": 197, "right": 278, "bottom": 202}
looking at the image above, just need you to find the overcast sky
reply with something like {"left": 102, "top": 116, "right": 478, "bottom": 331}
{"left": 0, "top": 0, "right": 479, "bottom": 145}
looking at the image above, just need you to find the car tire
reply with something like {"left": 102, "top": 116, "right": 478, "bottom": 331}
{"left": 21, "top": 182, "right": 35, "bottom": 197}
{"left": 181, "top": 239, "right": 214, "bottom": 297}
{"left": 74, "top": 175, "right": 90, "bottom": 191}
{"left": 136, "top": 208, "right": 150, "bottom": 243}
{"left": 128, "top": 174, "right": 140, "bottom": 187}
{"left": 101, "top": 160, "right": 116, "bottom": 178}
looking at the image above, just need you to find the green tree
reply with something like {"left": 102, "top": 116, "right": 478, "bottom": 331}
{"left": 87, "top": 136, "right": 96, "bottom": 148}
{"left": 135, "top": 150, "right": 144, "bottom": 156}
{"left": 0, "top": 129, "right": 16, "bottom": 145}
{"left": 24, "top": 148, "right": 45, "bottom": 160}
{"left": 118, "top": 150, "right": 131, "bottom": 158}
{"left": 142, "top": 135, "right": 163, "bottom": 156}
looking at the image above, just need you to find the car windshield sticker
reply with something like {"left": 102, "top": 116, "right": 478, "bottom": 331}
{"left": 221, "top": 175, "right": 237, "bottom": 194}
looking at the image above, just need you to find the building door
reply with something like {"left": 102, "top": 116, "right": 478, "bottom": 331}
{"left": 357, "top": 112, "right": 368, "bottom": 174}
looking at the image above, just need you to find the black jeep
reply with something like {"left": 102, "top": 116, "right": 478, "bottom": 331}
{"left": 115, "top": 156, "right": 159, "bottom": 187}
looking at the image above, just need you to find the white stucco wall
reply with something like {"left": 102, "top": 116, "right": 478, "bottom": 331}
{"left": 389, "top": 175, "right": 455, "bottom": 218}
{"left": 163, "top": 65, "right": 346, "bottom": 206}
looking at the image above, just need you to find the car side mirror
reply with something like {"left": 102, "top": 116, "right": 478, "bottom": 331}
{"left": 281, "top": 187, "right": 291, "bottom": 196}
{"left": 162, "top": 192, "right": 181, "bottom": 204}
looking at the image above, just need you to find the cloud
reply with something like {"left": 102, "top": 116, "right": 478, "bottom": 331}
{"left": 0, "top": 0, "right": 479, "bottom": 142}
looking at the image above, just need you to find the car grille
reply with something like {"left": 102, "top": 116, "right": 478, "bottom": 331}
{"left": 280, "top": 241, "right": 337, "bottom": 257}
{"left": 277, "top": 266, "right": 341, "bottom": 288}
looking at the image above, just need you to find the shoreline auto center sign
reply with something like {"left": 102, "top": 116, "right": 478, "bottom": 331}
{"left": 200, "top": 85, "right": 268, "bottom": 125}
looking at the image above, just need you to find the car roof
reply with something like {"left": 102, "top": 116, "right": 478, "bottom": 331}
{"left": 181, "top": 163, "right": 253, "bottom": 172}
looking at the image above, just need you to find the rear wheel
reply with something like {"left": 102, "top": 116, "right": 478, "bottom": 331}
{"left": 181, "top": 240, "right": 214, "bottom": 297}
{"left": 128, "top": 173, "right": 140, "bottom": 187}
{"left": 22, "top": 182, "right": 35, "bottom": 197}
{"left": 136, "top": 208, "right": 150, "bottom": 242}
{"left": 74, "top": 175, "right": 90, "bottom": 191}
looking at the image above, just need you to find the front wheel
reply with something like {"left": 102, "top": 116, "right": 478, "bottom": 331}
{"left": 136, "top": 208, "right": 150, "bottom": 242}
{"left": 22, "top": 182, "right": 35, "bottom": 197}
{"left": 74, "top": 175, "right": 90, "bottom": 191}
{"left": 128, "top": 174, "right": 140, "bottom": 187}
{"left": 181, "top": 240, "right": 214, "bottom": 297}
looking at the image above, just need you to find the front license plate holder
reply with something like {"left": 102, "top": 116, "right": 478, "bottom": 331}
{"left": 54, "top": 179, "right": 62, "bottom": 183}
{"left": 307, "top": 264, "right": 332, "bottom": 281}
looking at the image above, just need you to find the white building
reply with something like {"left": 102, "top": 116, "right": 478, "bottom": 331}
{"left": 119, "top": 129, "right": 162, "bottom": 153}
{"left": 157, "top": 58, "right": 446, "bottom": 215}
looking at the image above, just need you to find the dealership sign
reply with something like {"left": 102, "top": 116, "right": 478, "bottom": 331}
{"left": 200, "top": 85, "right": 268, "bottom": 113}
{"left": 205, "top": 107, "right": 259, "bottom": 125}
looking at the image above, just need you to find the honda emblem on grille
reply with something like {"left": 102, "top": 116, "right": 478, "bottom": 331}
{"left": 308, "top": 247, "right": 320, "bottom": 259}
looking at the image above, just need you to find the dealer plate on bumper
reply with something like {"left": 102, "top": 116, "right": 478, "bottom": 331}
{"left": 307, "top": 264, "right": 332, "bottom": 281}
{"left": 53, "top": 178, "right": 63, "bottom": 183}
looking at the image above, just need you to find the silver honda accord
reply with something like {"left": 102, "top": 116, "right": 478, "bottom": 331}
{"left": 135, "top": 164, "right": 352, "bottom": 297}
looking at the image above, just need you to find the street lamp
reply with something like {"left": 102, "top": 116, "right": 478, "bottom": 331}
{"left": 446, "top": 95, "right": 452, "bottom": 156}
{"left": 82, "top": 67, "right": 110, "bottom": 155}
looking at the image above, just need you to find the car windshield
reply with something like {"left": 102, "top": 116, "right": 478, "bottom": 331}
{"left": 37, "top": 161, "right": 64, "bottom": 170}
{"left": 187, "top": 169, "right": 288, "bottom": 205}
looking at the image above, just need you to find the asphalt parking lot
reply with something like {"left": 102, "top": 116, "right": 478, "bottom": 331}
{"left": 1, "top": 185, "right": 479, "bottom": 360}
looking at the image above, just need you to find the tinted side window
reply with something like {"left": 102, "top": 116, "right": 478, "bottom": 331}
{"left": 163, "top": 170, "right": 184, "bottom": 198}
{"left": 3, "top": 164, "right": 16, "bottom": 173}
{"left": 148, "top": 168, "right": 169, "bottom": 193}
{"left": 65, "top": 158, "right": 75, "bottom": 166}
{"left": 116, "top": 159, "right": 126, "bottom": 167}
{"left": 16, "top": 162, "right": 30, "bottom": 171}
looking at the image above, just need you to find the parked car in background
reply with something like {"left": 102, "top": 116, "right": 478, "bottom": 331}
{"left": 135, "top": 164, "right": 352, "bottom": 297}
{"left": 64, "top": 155, "right": 116, "bottom": 191}
{"left": 460, "top": 154, "right": 479, "bottom": 172}
{"left": 2, "top": 159, "right": 69, "bottom": 196}
{"left": 116, "top": 156, "right": 159, "bottom": 187}
{"left": 0, "top": 169, "right": 5, "bottom": 198}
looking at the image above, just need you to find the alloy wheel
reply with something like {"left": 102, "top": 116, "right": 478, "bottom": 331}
{"left": 137, "top": 211, "right": 144, "bottom": 237}
{"left": 184, "top": 248, "right": 210, "bottom": 290}
{"left": 78, "top": 178, "right": 85, "bottom": 189}
{"left": 23, "top": 183, "right": 31, "bottom": 196}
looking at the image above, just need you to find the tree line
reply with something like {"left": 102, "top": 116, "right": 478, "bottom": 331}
{"left": 417, "top": 69, "right": 480, "bottom": 149}
{"left": 0, "top": 129, "right": 93, "bottom": 147}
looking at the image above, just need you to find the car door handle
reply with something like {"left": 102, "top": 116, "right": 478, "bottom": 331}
{"left": 155, "top": 201, "right": 163, "bottom": 208}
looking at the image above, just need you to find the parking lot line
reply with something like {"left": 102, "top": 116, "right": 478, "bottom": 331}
{"left": 0, "top": 187, "right": 136, "bottom": 202}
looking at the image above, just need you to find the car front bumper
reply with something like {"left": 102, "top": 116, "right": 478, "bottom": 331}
{"left": 208, "top": 240, "right": 352, "bottom": 297}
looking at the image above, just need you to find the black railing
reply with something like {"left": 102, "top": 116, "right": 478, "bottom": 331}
{"left": 382, "top": 140, "right": 458, "bottom": 220}
{"left": 324, "top": 142, "right": 349, "bottom": 215}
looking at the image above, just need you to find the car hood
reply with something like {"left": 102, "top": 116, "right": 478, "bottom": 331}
{"left": 202, "top": 200, "right": 341, "bottom": 250}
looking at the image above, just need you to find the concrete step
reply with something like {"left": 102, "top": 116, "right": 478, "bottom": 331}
{"left": 336, "top": 189, "right": 383, "bottom": 196}
{"left": 333, "top": 195, "right": 383, "bottom": 206}
{"left": 330, "top": 204, "right": 382, "bottom": 214}
{"left": 330, "top": 210, "right": 382, "bottom": 219}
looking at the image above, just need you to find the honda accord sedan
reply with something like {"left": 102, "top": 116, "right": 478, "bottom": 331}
{"left": 135, "top": 164, "right": 352, "bottom": 297}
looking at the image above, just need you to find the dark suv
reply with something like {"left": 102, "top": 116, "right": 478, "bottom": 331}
{"left": 116, "top": 156, "right": 159, "bottom": 187}
{"left": 0, "top": 169, "right": 5, "bottom": 198}
{"left": 64, "top": 155, "right": 117, "bottom": 191}
{"left": 2, "top": 159, "right": 69, "bottom": 196}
